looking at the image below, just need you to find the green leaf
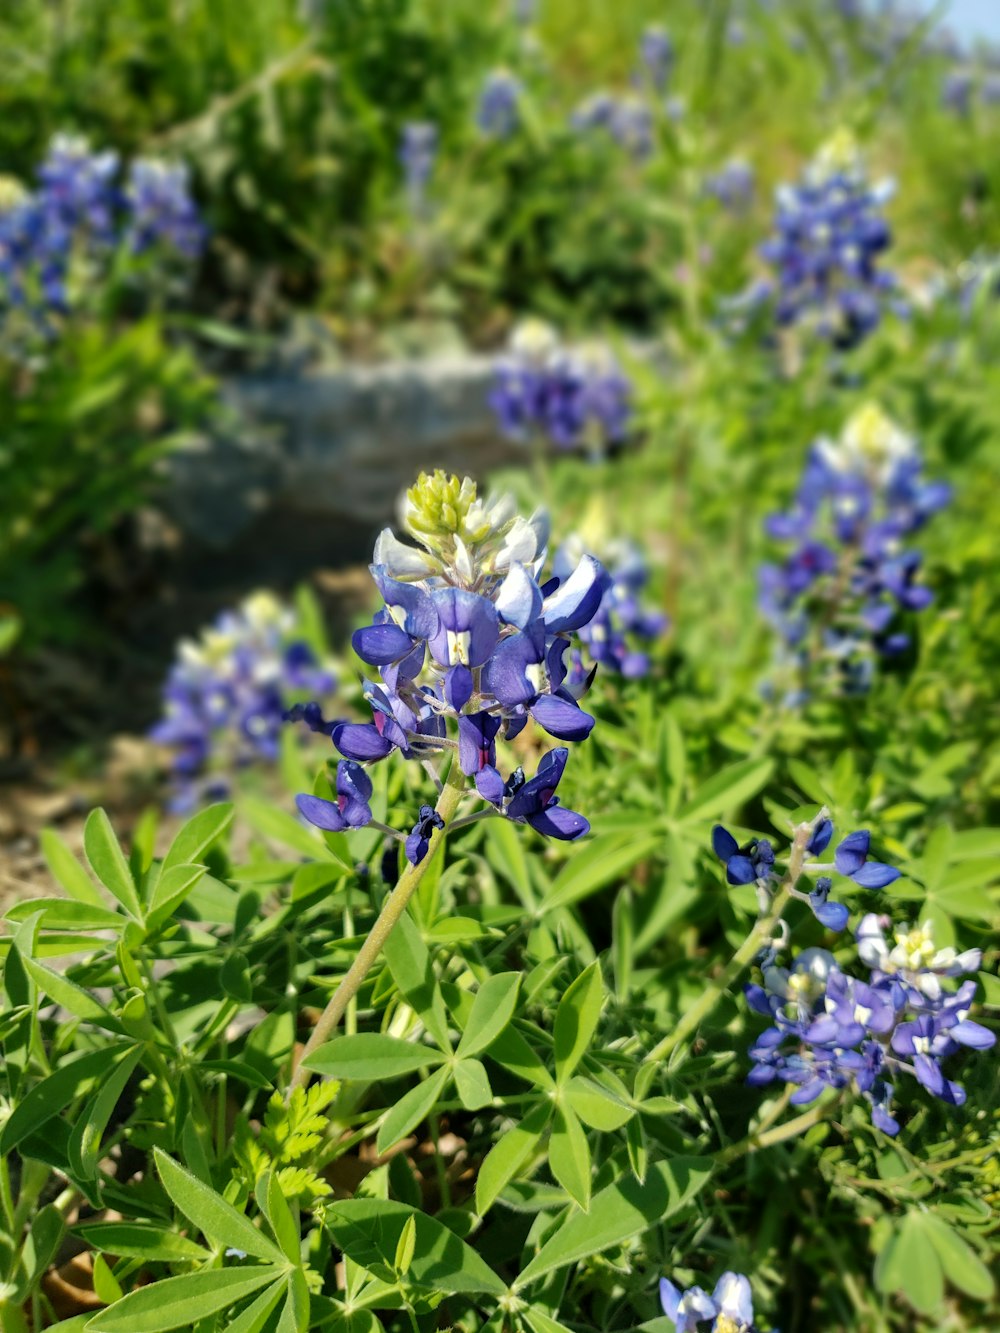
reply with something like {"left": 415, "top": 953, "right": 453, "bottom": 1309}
{"left": 376, "top": 1065, "right": 451, "bottom": 1155}
{"left": 147, "top": 864, "right": 208, "bottom": 927}
{"left": 39, "top": 829, "right": 104, "bottom": 906}
{"left": 72, "top": 1222, "right": 211, "bottom": 1263}
{"left": 0, "top": 1045, "right": 132, "bottom": 1154}
{"left": 486, "top": 1026, "right": 555, "bottom": 1091}
{"left": 324, "top": 1199, "right": 505, "bottom": 1296}
{"left": 153, "top": 1148, "right": 286, "bottom": 1264}
{"left": 16, "top": 1204, "right": 65, "bottom": 1300}
{"left": 381, "top": 909, "right": 452, "bottom": 1052}
{"left": 221, "top": 1278, "right": 288, "bottom": 1333}
{"left": 302, "top": 1034, "right": 446, "bottom": 1082}
{"left": 277, "top": 1267, "right": 310, "bottom": 1333}
{"left": 922, "top": 1213, "right": 995, "bottom": 1302}
{"left": 874, "top": 1212, "right": 944, "bottom": 1317}
{"left": 566, "top": 1076, "right": 634, "bottom": 1131}
{"left": 394, "top": 1215, "right": 417, "bottom": 1276}
{"left": 548, "top": 1105, "right": 591, "bottom": 1211}
{"left": 92, "top": 1253, "right": 123, "bottom": 1304}
{"left": 678, "top": 758, "right": 774, "bottom": 825}
{"left": 453, "top": 1057, "right": 492, "bottom": 1111}
{"left": 553, "top": 962, "right": 604, "bottom": 1084}
{"left": 256, "top": 1171, "right": 300, "bottom": 1264}
{"left": 84, "top": 1266, "right": 282, "bottom": 1333}
{"left": 475, "top": 1101, "right": 551, "bottom": 1216}
{"left": 161, "top": 803, "right": 235, "bottom": 874}
{"left": 515, "top": 1157, "right": 712, "bottom": 1287}
{"left": 221, "top": 951, "right": 254, "bottom": 1003}
{"left": 626, "top": 1116, "right": 648, "bottom": 1182}
{"left": 5, "top": 898, "right": 125, "bottom": 931}
{"left": 456, "top": 972, "right": 522, "bottom": 1058}
{"left": 523, "top": 1309, "right": 575, "bottom": 1333}
{"left": 21, "top": 956, "right": 122, "bottom": 1031}
{"left": 83, "top": 809, "right": 142, "bottom": 919}
{"left": 543, "top": 836, "right": 660, "bottom": 913}
{"left": 68, "top": 1045, "right": 145, "bottom": 1182}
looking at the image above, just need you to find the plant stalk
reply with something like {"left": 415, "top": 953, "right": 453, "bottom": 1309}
{"left": 287, "top": 760, "right": 466, "bottom": 1097}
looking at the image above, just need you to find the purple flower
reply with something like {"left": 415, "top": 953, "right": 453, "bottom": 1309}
{"left": 405, "top": 804, "right": 445, "bottom": 865}
{"left": 712, "top": 825, "right": 776, "bottom": 886}
{"left": 488, "top": 748, "right": 589, "bottom": 841}
{"left": 833, "top": 830, "right": 900, "bottom": 889}
{"left": 296, "top": 761, "right": 374, "bottom": 832}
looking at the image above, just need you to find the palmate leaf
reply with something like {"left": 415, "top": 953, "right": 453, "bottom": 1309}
{"left": 153, "top": 1148, "right": 286, "bottom": 1264}
{"left": 514, "top": 1157, "right": 713, "bottom": 1288}
{"left": 324, "top": 1199, "right": 506, "bottom": 1297}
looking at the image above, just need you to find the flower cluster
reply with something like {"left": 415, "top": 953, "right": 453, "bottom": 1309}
{"left": 704, "top": 158, "right": 755, "bottom": 213}
{"left": 490, "top": 318, "right": 633, "bottom": 457}
{"left": 755, "top": 129, "right": 898, "bottom": 348}
{"left": 745, "top": 916, "right": 994, "bottom": 1136}
{"left": 151, "top": 592, "right": 335, "bottom": 812}
{"left": 636, "top": 25, "right": 674, "bottom": 93}
{"left": 399, "top": 122, "right": 437, "bottom": 216}
{"left": 0, "top": 133, "right": 204, "bottom": 333}
{"left": 570, "top": 92, "right": 655, "bottom": 159}
{"left": 288, "top": 471, "right": 610, "bottom": 859}
{"left": 758, "top": 403, "right": 950, "bottom": 701}
{"left": 712, "top": 816, "right": 899, "bottom": 935}
{"left": 552, "top": 535, "right": 666, "bottom": 680}
{"left": 660, "top": 1270, "right": 761, "bottom": 1333}
{"left": 477, "top": 70, "right": 522, "bottom": 138}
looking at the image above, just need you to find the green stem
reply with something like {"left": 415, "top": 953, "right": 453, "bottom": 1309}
{"left": 644, "top": 884, "right": 791, "bottom": 1066}
{"left": 287, "top": 761, "right": 467, "bottom": 1097}
{"left": 716, "top": 1102, "right": 831, "bottom": 1166}
{"left": 644, "top": 816, "right": 817, "bottom": 1066}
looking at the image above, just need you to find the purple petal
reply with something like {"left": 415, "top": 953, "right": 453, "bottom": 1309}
{"left": 482, "top": 628, "right": 543, "bottom": 707}
{"left": 429, "top": 589, "right": 498, "bottom": 668}
{"left": 914, "top": 1053, "right": 945, "bottom": 1097}
{"left": 475, "top": 764, "right": 505, "bottom": 805}
{"left": 526, "top": 804, "right": 590, "bottom": 840}
{"left": 806, "top": 818, "right": 833, "bottom": 856}
{"left": 851, "top": 861, "right": 900, "bottom": 889}
{"left": 835, "top": 830, "right": 870, "bottom": 877}
{"left": 811, "top": 897, "right": 850, "bottom": 932}
{"left": 950, "top": 1019, "right": 996, "bottom": 1050}
{"left": 352, "top": 622, "right": 416, "bottom": 665}
{"left": 444, "top": 664, "right": 474, "bottom": 713}
{"left": 712, "top": 825, "right": 739, "bottom": 860}
{"left": 295, "top": 793, "right": 347, "bottom": 832}
{"left": 528, "top": 692, "right": 595, "bottom": 741}
{"left": 726, "top": 855, "right": 757, "bottom": 885}
{"left": 332, "top": 722, "right": 395, "bottom": 761}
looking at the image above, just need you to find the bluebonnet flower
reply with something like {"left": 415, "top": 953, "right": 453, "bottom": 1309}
{"left": 0, "top": 134, "right": 203, "bottom": 336}
{"left": 405, "top": 805, "right": 445, "bottom": 864}
{"left": 552, "top": 536, "right": 665, "bottom": 680}
{"left": 713, "top": 813, "right": 898, "bottom": 933}
{"left": 151, "top": 592, "right": 335, "bottom": 811}
{"left": 660, "top": 1269, "right": 757, "bottom": 1332}
{"left": 292, "top": 472, "right": 605, "bottom": 853}
{"left": 490, "top": 320, "right": 633, "bottom": 457}
{"left": 477, "top": 70, "right": 522, "bottom": 138}
{"left": 705, "top": 158, "right": 755, "bottom": 213}
{"left": 759, "top": 404, "right": 950, "bottom": 701}
{"left": 942, "top": 70, "right": 974, "bottom": 116}
{"left": 124, "top": 159, "right": 206, "bottom": 258}
{"left": 571, "top": 91, "right": 655, "bottom": 160}
{"left": 399, "top": 122, "right": 437, "bottom": 216}
{"left": 637, "top": 26, "right": 674, "bottom": 93}
{"left": 745, "top": 912, "right": 995, "bottom": 1136}
{"left": 751, "top": 129, "right": 898, "bottom": 349}
{"left": 296, "top": 761, "right": 373, "bottom": 832}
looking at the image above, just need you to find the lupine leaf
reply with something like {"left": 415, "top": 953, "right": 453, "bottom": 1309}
{"left": 456, "top": 971, "right": 522, "bottom": 1058}
{"left": 83, "top": 1265, "right": 282, "bottom": 1332}
{"left": 548, "top": 1104, "right": 591, "bottom": 1210}
{"left": 302, "top": 1033, "right": 446, "bottom": 1081}
{"left": 161, "top": 803, "right": 235, "bottom": 874}
{"left": 553, "top": 962, "right": 604, "bottom": 1083}
{"left": 154, "top": 1148, "right": 287, "bottom": 1263}
{"left": 475, "top": 1101, "right": 552, "bottom": 1215}
{"left": 375, "top": 1064, "right": 451, "bottom": 1155}
{"left": 83, "top": 809, "right": 142, "bottom": 919}
{"left": 515, "top": 1157, "right": 713, "bottom": 1286}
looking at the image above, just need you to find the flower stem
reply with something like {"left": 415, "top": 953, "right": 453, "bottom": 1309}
{"left": 715, "top": 1101, "right": 831, "bottom": 1165}
{"left": 643, "top": 884, "right": 791, "bottom": 1066}
{"left": 287, "top": 760, "right": 467, "bottom": 1097}
{"left": 643, "top": 816, "right": 816, "bottom": 1066}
